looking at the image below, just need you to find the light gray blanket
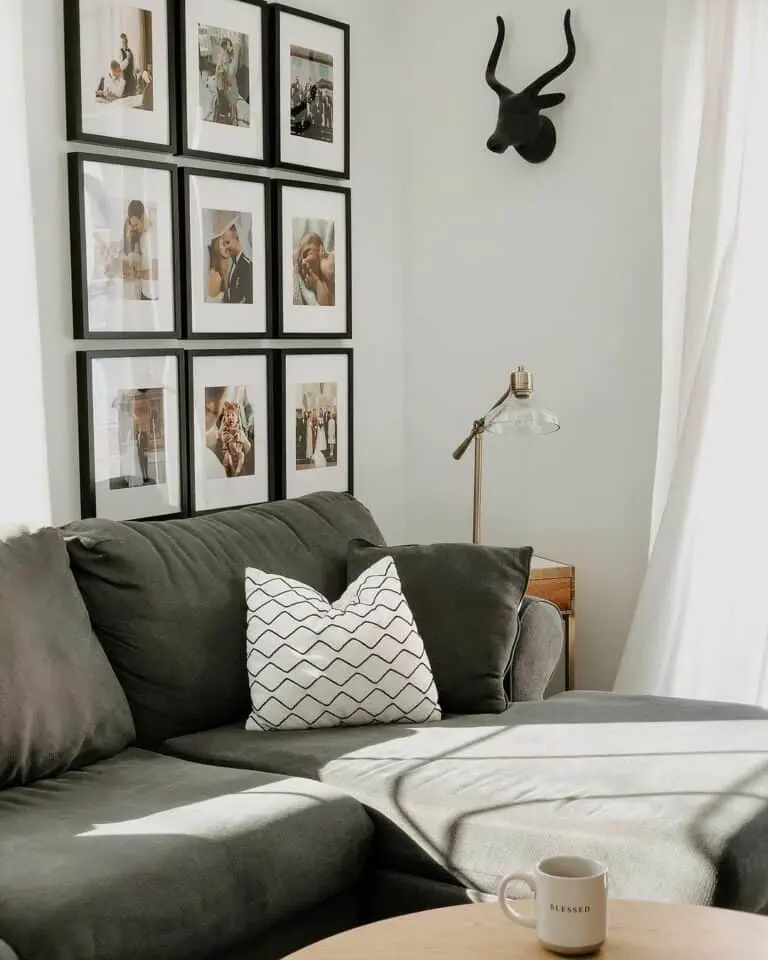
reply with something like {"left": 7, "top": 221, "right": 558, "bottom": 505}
{"left": 166, "top": 691, "right": 768, "bottom": 911}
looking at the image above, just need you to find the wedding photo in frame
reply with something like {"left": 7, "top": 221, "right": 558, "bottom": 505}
{"left": 181, "top": 168, "right": 272, "bottom": 338}
{"left": 178, "top": 0, "right": 270, "bottom": 165}
{"left": 68, "top": 153, "right": 181, "bottom": 339}
{"left": 76, "top": 350, "right": 187, "bottom": 520}
{"left": 274, "top": 180, "right": 351, "bottom": 338}
{"left": 271, "top": 5, "right": 350, "bottom": 178}
{"left": 64, "top": 0, "right": 176, "bottom": 152}
{"left": 186, "top": 350, "right": 275, "bottom": 514}
{"left": 279, "top": 349, "right": 353, "bottom": 499}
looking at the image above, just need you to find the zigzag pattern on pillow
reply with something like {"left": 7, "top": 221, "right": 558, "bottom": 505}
{"left": 245, "top": 556, "right": 441, "bottom": 731}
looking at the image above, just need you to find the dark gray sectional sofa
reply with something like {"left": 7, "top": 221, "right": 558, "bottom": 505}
{"left": 1, "top": 491, "right": 768, "bottom": 960}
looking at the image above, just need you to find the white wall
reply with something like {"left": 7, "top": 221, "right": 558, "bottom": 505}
{"left": 400, "top": 0, "right": 666, "bottom": 689}
{"left": 23, "top": 0, "right": 667, "bottom": 689}
{"left": 22, "top": 0, "right": 408, "bottom": 541}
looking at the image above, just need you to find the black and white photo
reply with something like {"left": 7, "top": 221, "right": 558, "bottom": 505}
{"left": 77, "top": 350, "right": 186, "bottom": 519}
{"left": 280, "top": 349, "right": 352, "bottom": 498}
{"left": 183, "top": 168, "right": 270, "bottom": 337}
{"left": 180, "top": 0, "right": 267, "bottom": 163}
{"left": 273, "top": 6, "right": 349, "bottom": 177}
{"left": 65, "top": 0, "right": 174, "bottom": 151}
{"left": 187, "top": 351, "right": 274, "bottom": 513}
{"left": 275, "top": 181, "right": 350, "bottom": 337}
{"left": 69, "top": 153, "right": 180, "bottom": 338}
{"left": 290, "top": 46, "right": 334, "bottom": 143}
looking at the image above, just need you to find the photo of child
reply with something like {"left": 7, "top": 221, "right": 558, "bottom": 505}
{"left": 292, "top": 218, "right": 335, "bottom": 306}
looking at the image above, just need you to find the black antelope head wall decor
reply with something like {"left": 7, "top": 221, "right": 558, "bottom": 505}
{"left": 486, "top": 9, "right": 576, "bottom": 164}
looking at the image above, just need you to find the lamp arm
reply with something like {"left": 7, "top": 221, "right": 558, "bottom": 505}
{"left": 484, "top": 385, "right": 514, "bottom": 420}
{"left": 452, "top": 419, "right": 485, "bottom": 460}
{"left": 452, "top": 386, "right": 512, "bottom": 461}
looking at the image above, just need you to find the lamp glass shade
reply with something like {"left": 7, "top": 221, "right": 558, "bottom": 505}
{"left": 484, "top": 395, "right": 560, "bottom": 436}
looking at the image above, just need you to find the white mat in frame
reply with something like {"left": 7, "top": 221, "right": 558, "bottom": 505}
{"left": 69, "top": 153, "right": 181, "bottom": 339}
{"left": 281, "top": 348, "right": 352, "bottom": 500}
{"left": 273, "top": 4, "right": 349, "bottom": 178}
{"left": 76, "top": 349, "right": 186, "bottom": 520}
{"left": 187, "top": 350, "right": 275, "bottom": 514}
{"left": 183, "top": 169, "right": 271, "bottom": 337}
{"left": 66, "top": 0, "right": 174, "bottom": 150}
{"left": 275, "top": 180, "right": 351, "bottom": 338}
{"left": 179, "top": 0, "right": 268, "bottom": 164}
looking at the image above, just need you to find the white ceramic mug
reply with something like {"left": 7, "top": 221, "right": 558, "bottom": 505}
{"left": 498, "top": 856, "right": 608, "bottom": 956}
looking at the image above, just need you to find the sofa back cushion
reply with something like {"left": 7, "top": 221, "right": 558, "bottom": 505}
{"left": 0, "top": 528, "right": 135, "bottom": 787}
{"left": 347, "top": 540, "right": 533, "bottom": 714}
{"left": 64, "top": 493, "right": 386, "bottom": 745}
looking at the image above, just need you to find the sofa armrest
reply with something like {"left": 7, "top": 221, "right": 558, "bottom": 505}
{"left": 509, "top": 597, "right": 565, "bottom": 701}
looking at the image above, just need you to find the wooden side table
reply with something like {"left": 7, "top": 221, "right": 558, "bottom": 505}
{"left": 526, "top": 555, "right": 575, "bottom": 690}
{"left": 283, "top": 901, "right": 768, "bottom": 959}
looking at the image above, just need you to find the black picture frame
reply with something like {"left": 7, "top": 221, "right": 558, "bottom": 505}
{"left": 271, "top": 4, "right": 350, "bottom": 179}
{"left": 68, "top": 152, "right": 182, "bottom": 340}
{"left": 278, "top": 348, "right": 353, "bottom": 499}
{"left": 76, "top": 349, "right": 188, "bottom": 520}
{"left": 177, "top": 0, "right": 272, "bottom": 166}
{"left": 274, "top": 179, "right": 352, "bottom": 339}
{"left": 179, "top": 167, "right": 274, "bottom": 339}
{"left": 64, "top": 0, "right": 177, "bottom": 153}
{"left": 185, "top": 349, "right": 276, "bottom": 515}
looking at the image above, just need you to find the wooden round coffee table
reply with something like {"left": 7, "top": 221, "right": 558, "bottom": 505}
{"left": 284, "top": 901, "right": 768, "bottom": 958}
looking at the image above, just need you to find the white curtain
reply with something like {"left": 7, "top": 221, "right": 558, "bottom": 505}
{"left": 615, "top": 0, "right": 768, "bottom": 704}
{"left": 0, "top": 0, "right": 50, "bottom": 531}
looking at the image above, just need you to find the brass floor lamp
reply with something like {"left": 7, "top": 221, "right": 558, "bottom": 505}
{"left": 453, "top": 366, "right": 560, "bottom": 544}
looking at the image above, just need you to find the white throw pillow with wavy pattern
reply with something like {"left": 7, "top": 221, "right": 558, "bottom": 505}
{"left": 245, "top": 556, "right": 441, "bottom": 731}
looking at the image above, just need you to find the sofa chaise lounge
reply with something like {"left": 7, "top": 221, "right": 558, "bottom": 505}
{"left": 1, "top": 491, "right": 767, "bottom": 960}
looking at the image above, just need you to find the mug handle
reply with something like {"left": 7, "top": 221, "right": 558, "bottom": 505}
{"left": 498, "top": 872, "right": 537, "bottom": 929}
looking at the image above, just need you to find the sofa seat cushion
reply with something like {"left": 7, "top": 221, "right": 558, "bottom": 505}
{"left": 164, "top": 692, "right": 768, "bottom": 912}
{"left": 0, "top": 748, "right": 372, "bottom": 960}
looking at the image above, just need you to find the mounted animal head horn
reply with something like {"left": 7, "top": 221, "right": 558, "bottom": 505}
{"left": 486, "top": 10, "right": 576, "bottom": 164}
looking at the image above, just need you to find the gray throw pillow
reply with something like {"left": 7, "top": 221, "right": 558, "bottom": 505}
{"left": 347, "top": 540, "right": 533, "bottom": 714}
{"left": 0, "top": 528, "right": 135, "bottom": 787}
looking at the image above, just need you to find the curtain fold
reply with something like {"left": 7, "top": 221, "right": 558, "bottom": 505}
{"left": 1, "top": 0, "right": 51, "bottom": 531}
{"left": 615, "top": 0, "right": 768, "bottom": 704}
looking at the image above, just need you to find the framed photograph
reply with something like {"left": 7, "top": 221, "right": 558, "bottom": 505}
{"left": 68, "top": 153, "right": 181, "bottom": 339}
{"left": 64, "top": 0, "right": 175, "bottom": 152}
{"left": 275, "top": 181, "right": 351, "bottom": 338}
{"left": 187, "top": 351, "right": 274, "bottom": 514}
{"left": 76, "top": 350, "right": 186, "bottom": 520}
{"left": 280, "top": 349, "right": 353, "bottom": 499}
{"left": 182, "top": 169, "right": 271, "bottom": 338}
{"left": 272, "top": 5, "right": 350, "bottom": 178}
{"left": 179, "top": 0, "right": 269, "bottom": 164}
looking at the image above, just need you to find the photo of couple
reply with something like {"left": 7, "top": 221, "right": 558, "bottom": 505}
{"left": 109, "top": 387, "right": 167, "bottom": 489}
{"left": 92, "top": 197, "right": 159, "bottom": 302}
{"left": 292, "top": 218, "right": 335, "bottom": 307}
{"left": 203, "top": 386, "right": 256, "bottom": 480}
{"left": 295, "top": 382, "right": 338, "bottom": 471}
{"left": 203, "top": 209, "right": 253, "bottom": 305}
{"left": 91, "top": 9, "right": 154, "bottom": 111}
{"left": 198, "top": 25, "right": 250, "bottom": 128}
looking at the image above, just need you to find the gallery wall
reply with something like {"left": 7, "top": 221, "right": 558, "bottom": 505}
{"left": 399, "top": 0, "right": 667, "bottom": 690}
{"left": 22, "top": 0, "right": 409, "bottom": 540}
